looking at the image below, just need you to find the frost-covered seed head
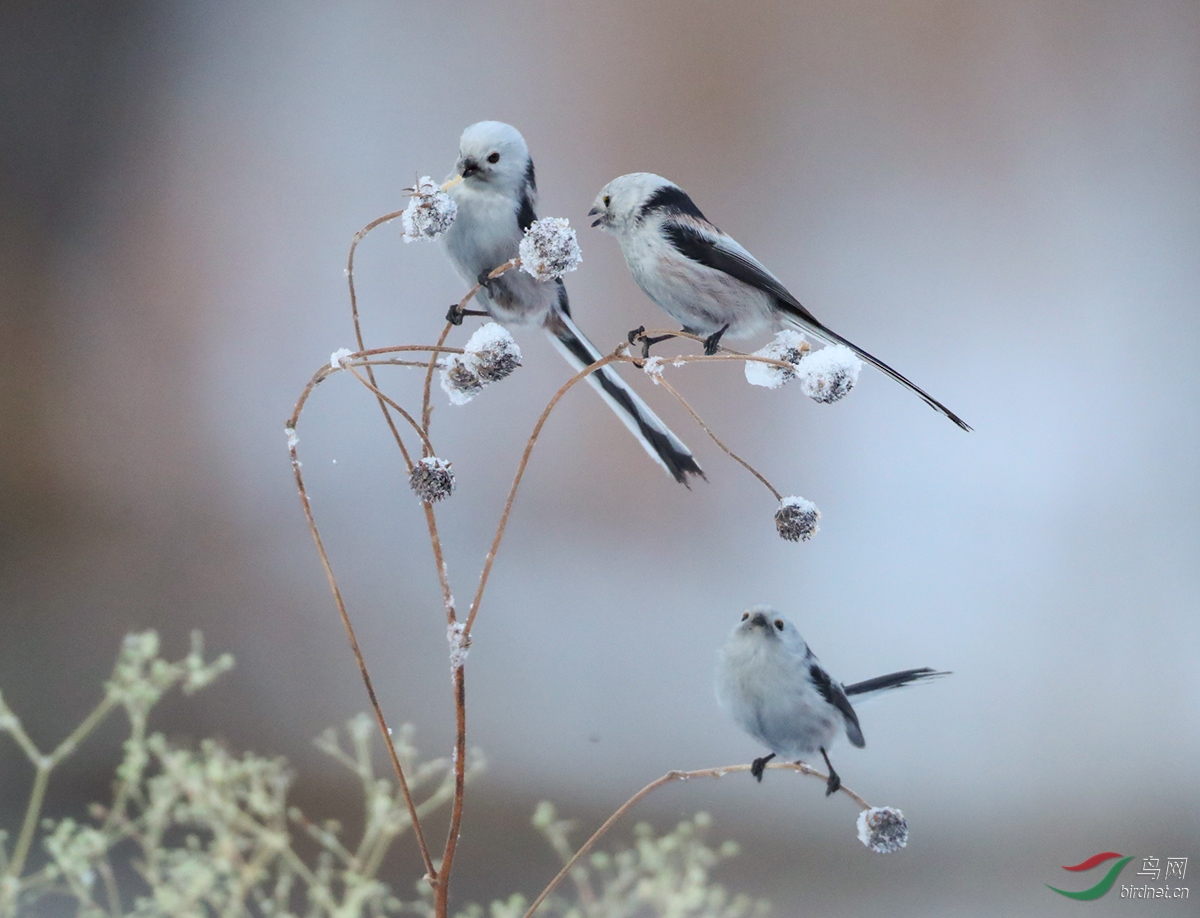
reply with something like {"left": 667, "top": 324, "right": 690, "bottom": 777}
{"left": 440, "top": 357, "right": 484, "bottom": 405}
{"left": 775, "top": 496, "right": 820, "bottom": 542}
{"left": 744, "top": 330, "right": 810, "bottom": 388}
{"left": 797, "top": 344, "right": 862, "bottom": 403}
{"left": 401, "top": 176, "right": 457, "bottom": 242}
{"left": 440, "top": 323, "right": 522, "bottom": 404}
{"left": 465, "top": 323, "right": 522, "bottom": 384}
{"left": 856, "top": 806, "right": 908, "bottom": 853}
{"left": 409, "top": 457, "right": 456, "bottom": 503}
{"left": 518, "top": 217, "right": 582, "bottom": 280}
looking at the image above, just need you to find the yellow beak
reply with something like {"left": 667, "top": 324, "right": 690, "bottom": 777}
{"left": 441, "top": 174, "right": 463, "bottom": 191}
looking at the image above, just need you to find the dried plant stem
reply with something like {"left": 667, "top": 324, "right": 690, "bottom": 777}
{"left": 421, "top": 322, "right": 455, "bottom": 435}
{"left": 434, "top": 668, "right": 467, "bottom": 918}
{"left": 346, "top": 367, "right": 434, "bottom": 459}
{"left": 524, "top": 761, "right": 871, "bottom": 918}
{"left": 286, "top": 438, "right": 436, "bottom": 882}
{"left": 462, "top": 352, "right": 620, "bottom": 637}
{"left": 651, "top": 374, "right": 782, "bottom": 501}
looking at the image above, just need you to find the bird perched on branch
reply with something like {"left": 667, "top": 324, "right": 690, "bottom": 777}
{"left": 589, "top": 172, "right": 971, "bottom": 431}
{"left": 715, "top": 606, "right": 948, "bottom": 795}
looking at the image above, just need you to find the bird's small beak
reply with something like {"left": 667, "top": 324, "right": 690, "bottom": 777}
{"left": 587, "top": 205, "right": 603, "bottom": 228}
{"left": 441, "top": 174, "right": 463, "bottom": 191}
{"left": 748, "top": 611, "right": 770, "bottom": 628}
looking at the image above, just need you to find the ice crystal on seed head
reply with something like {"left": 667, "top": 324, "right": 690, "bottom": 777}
{"left": 642, "top": 355, "right": 665, "bottom": 383}
{"left": 518, "top": 217, "right": 582, "bottom": 280}
{"left": 409, "top": 457, "right": 455, "bottom": 503}
{"left": 401, "top": 176, "right": 457, "bottom": 242}
{"left": 857, "top": 806, "right": 908, "bottom": 853}
{"left": 330, "top": 347, "right": 354, "bottom": 369}
{"left": 744, "top": 330, "right": 810, "bottom": 388}
{"left": 775, "top": 496, "right": 820, "bottom": 542}
{"left": 797, "top": 344, "right": 862, "bottom": 403}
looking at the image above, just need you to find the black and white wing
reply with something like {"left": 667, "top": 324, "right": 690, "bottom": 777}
{"left": 808, "top": 662, "right": 866, "bottom": 749}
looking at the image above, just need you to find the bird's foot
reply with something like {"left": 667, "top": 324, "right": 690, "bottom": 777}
{"left": 750, "top": 753, "right": 776, "bottom": 783}
{"left": 702, "top": 323, "right": 730, "bottom": 356}
{"left": 476, "top": 270, "right": 497, "bottom": 296}
{"left": 820, "top": 747, "right": 841, "bottom": 797}
{"left": 446, "top": 304, "right": 488, "bottom": 325}
{"left": 627, "top": 325, "right": 678, "bottom": 359}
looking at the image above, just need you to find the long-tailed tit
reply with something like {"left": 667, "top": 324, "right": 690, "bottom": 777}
{"left": 589, "top": 173, "right": 971, "bottom": 431}
{"left": 715, "top": 605, "right": 947, "bottom": 795}
{"left": 439, "top": 125, "right": 703, "bottom": 483}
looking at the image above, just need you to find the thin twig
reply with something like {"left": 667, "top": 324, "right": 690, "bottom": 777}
{"left": 435, "top": 668, "right": 467, "bottom": 918}
{"left": 524, "top": 761, "right": 871, "bottom": 918}
{"left": 421, "top": 322, "right": 455, "bottom": 435}
{"left": 345, "top": 367, "right": 434, "bottom": 457}
{"left": 286, "top": 425, "right": 436, "bottom": 882}
{"left": 461, "top": 352, "right": 620, "bottom": 637}
{"left": 652, "top": 374, "right": 783, "bottom": 501}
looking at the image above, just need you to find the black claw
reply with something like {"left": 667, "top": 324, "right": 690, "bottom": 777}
{"left": 703, "top": 323, "right": 730, "bottom": 356}
{"left": 750, "top": 753, "right": 776, "bottom": 782}
{"left": 446, "top": 305, "right": 488, "bottom": 325}
{"left": 476, "top": 270, "right": 495, "bottom": 295}
{"left": 635, "top": 332, "right": 678, "bottom": 358}
{"left": 627, "top": 325, "right": 646, "bottom": 345}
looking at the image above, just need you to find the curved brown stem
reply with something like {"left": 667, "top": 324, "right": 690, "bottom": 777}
{"left": 524, "top": 761, "right": 871, "bottom": 917}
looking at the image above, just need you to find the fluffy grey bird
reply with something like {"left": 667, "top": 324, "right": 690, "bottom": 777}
{"left": 589, "top": 173, "right": 971, "bottom": 431}
{"left": 714, "top": 605, "right": 947, "bottom": 795}
{"left": 440, "top": 124, "right": 703, "bottom": 483}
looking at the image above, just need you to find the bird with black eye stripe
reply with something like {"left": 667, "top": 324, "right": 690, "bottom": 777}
{"left": 589, "top": 172, "right": 972, "bottom": 431}
{"left": 715, "top": 605, "right": 948, "bottom": 795}
{"left": 439, "top": 124, "right": 704, "bottom": 484}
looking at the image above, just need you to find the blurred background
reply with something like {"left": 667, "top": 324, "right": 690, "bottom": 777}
{"left": 2, "top": 0, "right": 1197, "bottom": 914}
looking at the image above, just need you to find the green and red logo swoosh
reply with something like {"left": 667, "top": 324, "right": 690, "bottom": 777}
{"left": 1048, "top": 852, "right": 1134, "bottom": 900}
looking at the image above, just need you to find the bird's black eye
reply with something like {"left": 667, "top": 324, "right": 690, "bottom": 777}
{"left": 603, "top": 195, "right": 611, "bottom": 207}
{"left": 740, "top": 612, "right": 749, "bottom": 621}
{"left": 774, "top": 619, "right": 784, "bottom": 631}
{"left": 487, "top": 152, "right": 500, "bottom": 164}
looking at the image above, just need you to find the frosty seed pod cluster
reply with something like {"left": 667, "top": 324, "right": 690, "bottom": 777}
{"left": 439, "top": 323, "right": 523, "bottom": 405}
{"left": 401, "top": 177, "right": 457, "bottom": 242}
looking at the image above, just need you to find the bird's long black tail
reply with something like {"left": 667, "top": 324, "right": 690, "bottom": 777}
{"left": 778, "top": 304, "right": 972, "bottom": 431}
{"left": 844, "top": 667, "right": 949, "bottom": 700}
{"left": 543, "top": 306, "right": 704, "bottom": 485}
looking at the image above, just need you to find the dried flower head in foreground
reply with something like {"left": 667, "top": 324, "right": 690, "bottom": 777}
{"left": 797, "top": 344, "right": 863, "bottom": 403}
{"left": 465, "top": 322, "right": 523, "bottom": 383}
{"left": 775, "top": 496, "right": 820, "bottom": 542}
{"left": 744, "top": 330, "right": 810, "bottom": 388}
{"left": 440, "top": 323, "right": 522, "bottom": 405}
{"left": 856, "top": 806, "right": 908, "bottom": 853}
{"left": 518, "top": 217, "right": 582, "bottom": 280}
{"left": 401, "top": 176, "right": 457, "bottom": 242}
{"left": 409, "top": 457, "right": 456, "bottom": 502}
